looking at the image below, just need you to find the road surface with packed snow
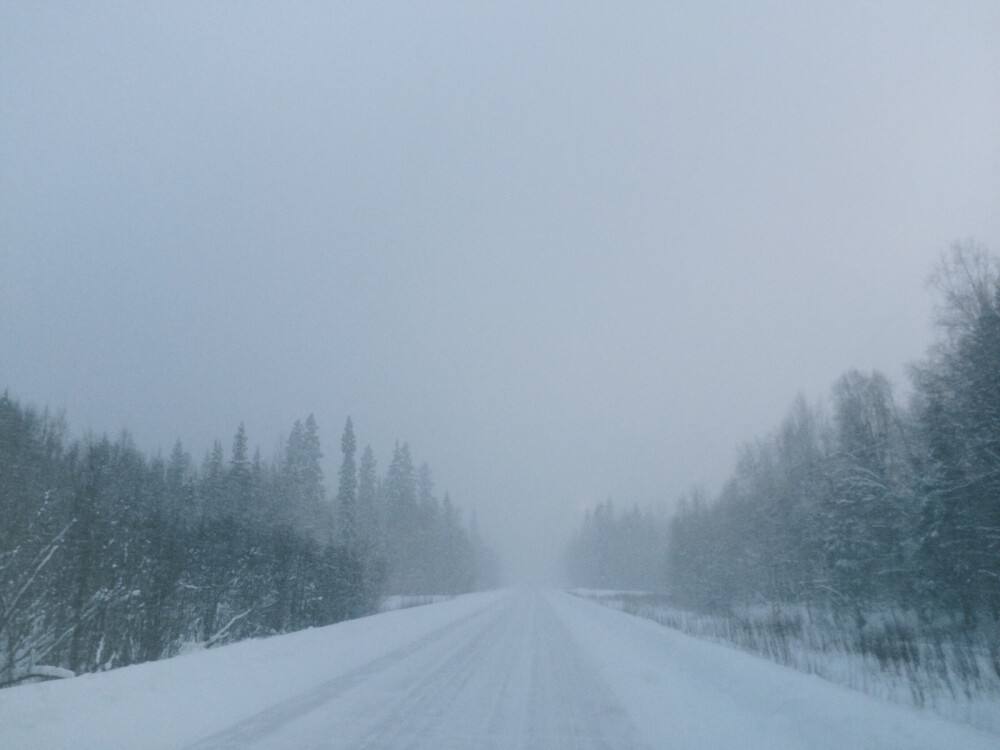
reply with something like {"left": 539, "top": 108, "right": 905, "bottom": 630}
{"left": 1, "top": 589, "right": 995, "bottom": 749}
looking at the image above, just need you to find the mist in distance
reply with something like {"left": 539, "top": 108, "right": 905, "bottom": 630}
{"left": 2, "top": 1, "right": 998, "bottom": 582}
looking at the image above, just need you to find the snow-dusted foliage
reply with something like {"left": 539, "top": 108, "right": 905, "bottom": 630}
{"left": 565, "top": 244, "right": 999, "bottom": 723}
{"left": 663, "top": 244, "right": 999, "bottom": 624}
{"left": 0, "top": 407, "right": 495, "bottom": 687}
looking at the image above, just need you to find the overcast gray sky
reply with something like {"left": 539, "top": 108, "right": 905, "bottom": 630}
{"left": 2, "top": 1, "right": 999, "bottom": 582}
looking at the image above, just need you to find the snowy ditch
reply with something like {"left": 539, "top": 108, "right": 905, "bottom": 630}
{"left": 572, "top": 589, "right": 1000, "bottom": 735}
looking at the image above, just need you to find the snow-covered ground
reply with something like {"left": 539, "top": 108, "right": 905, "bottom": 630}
{"left": 377, "top": 594, "right": 455, "bottom": 612}
{"left": 1, "top": 590, "right": 996, "bottom": 749}
{"left": 575, "top": 590, "right": 1000, "bottom": 735}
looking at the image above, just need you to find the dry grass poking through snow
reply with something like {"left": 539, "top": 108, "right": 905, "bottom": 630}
{"left": 573, "top": 590, "right": 1000, "bottom": 735}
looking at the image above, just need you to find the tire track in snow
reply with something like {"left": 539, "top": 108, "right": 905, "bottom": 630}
{"left": 183, "top": 591, "right": 646, "bottom": 749}
{"left": 181, "top": 596, "right": 511, "bottom": 750}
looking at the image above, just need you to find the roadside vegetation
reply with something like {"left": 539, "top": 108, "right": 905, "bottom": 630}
{"left": 566, "top": 243, "right": 1000, "bottom": 732}
{"left": 576, "top": 590, "right": 999, "bottom": 733}
{"left": 1, "top": 408, "right": 498, "bottom": 688}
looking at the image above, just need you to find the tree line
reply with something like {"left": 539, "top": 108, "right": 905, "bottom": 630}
{"left": 564, "top": 500, "right": 667, "bottom": 592}
{"left": 566, "top": 242, "right": 999, "bottom": 628}
{"left": 0, "top": 410, "right": 497, "bottom": 686}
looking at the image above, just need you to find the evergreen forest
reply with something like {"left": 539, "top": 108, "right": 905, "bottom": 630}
{"left": 0, "top": 410, "right": 498, "bottom": 686}
{"left": 566, "top": 243, "right": 999, "bottom": 629}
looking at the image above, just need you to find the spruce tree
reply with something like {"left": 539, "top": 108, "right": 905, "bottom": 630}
{"left": 357, "top": 445, "right": 379, "bottom": 551}
{"left": 337, "top": 418, "right": 358, "bottom": 549}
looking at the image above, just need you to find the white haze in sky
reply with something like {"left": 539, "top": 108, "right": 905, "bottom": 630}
{"left": 2, "top": 1, "right": 999, "bottom": 582}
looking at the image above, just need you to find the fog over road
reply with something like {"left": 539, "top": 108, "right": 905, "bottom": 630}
{"left": 2, "top": 591, "right": 995, "bottom": 749}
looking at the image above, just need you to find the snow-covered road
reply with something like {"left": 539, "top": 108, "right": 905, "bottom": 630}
{"left": 1, "top": 590, "right": 995, "bottom": 749}
{"left": 186, "top": 591, "right": 638, "bottom": 749}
